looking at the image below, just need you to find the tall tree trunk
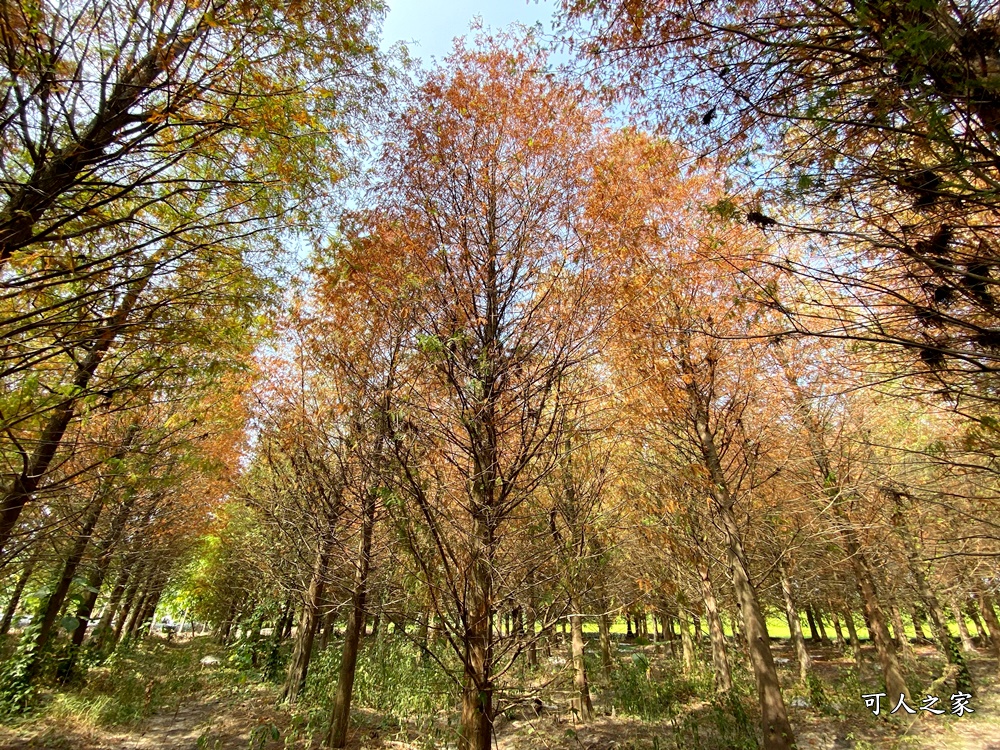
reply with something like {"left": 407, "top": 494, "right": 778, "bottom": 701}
{"left": 778, "top": 349, "right": 907, "bottom": 700}
{"left": 137, "top": 581, "right": 164, "bottom": 638}
{"left": 327, "top": 485, "right": 376, "bottom": 749}
{"left": 458, "top": 507, "right": 494, "bottom": 750}
{"left": 951, "top": 598, "right": 975, "bottom": 653}
{"left": 569, "top": 597, "right": 594, "bottom": 722}
{"left": 0, "top": 556, "right": 36, "bottom": 635}
{"left": 812, "top": 604, "right": 831, "bottom": 646}
{"left": 91, "top": 560, "right": 132, "bottom": 651}
{"left": 805, "top": 605, "right": 820, "bottom": 643}
{"left": 911, "top": 606, "right": 930, "bottom": 641}
{"left": 779, "top": 564, "right": 811, "bottom": 684}
{"left": 678, "top": 604, "right": 695, "bottom": 673}
{"left": 890, "top": 605, "right": 913, "bottom": 661}
{"left": 829, "top": 606, "right": 846, "bottom": 649}
{"left": 32, "top": 494, "right": 106, "bottom": 657}
{"left": 121, "top": 576, "right": 151, "bottom": 644}
{"left": 845, "top": 537, "right": 909, "bottom": 701}
{"left": 691, "top": 402, "right": 795, "bottom": 750}
{"left": 843, "top": 609, "right": 862, "bottom": 669}
{"left": 281, "top": 532, "right": 333, "bottom": 703}
{"left": 71, "top": 502, "right": 140, "bottom": 648}
{"left": 319, "top": 604, "right": 337, "bottom": 652}
{"left": 899, "top": 527, "right": 968, "bottom": 687}
{"left": 966, "top": 599, "right": 989, "bottom": 643}
{"left": 697, "top": 548, "right": 732, "bottom": 693}
{"left": 977, "top": 593, "right": 1000, "bottom": 672}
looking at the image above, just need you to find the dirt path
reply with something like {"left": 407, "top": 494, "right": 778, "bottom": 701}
{"left": 909, "top": 682, "right": 1000, "bottom": 750}
{"left": 127, "top": 698, "right": 226, "bottom": 749}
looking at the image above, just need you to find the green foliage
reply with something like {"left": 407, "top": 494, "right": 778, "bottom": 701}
{"left": 674, "top": 692, "right": 759, "bottom": 750}
{"left": 55, "top": 640, "right": 211, "bottom": 727}
{"left": 611, "top": 652, "right": 700, "bottom": 719}
{"left": 0, "top": 623, "right": 42, "bottom": 715}
{"left": 806, "top": 670, "right": 828, "bottom": 710}
{"left": 301, "top": 637, "right": 453, "bottom": 720}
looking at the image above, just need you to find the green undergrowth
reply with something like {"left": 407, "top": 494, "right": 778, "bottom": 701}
{"left": 608, "top": 649, "right": 760, "bottom": 750}
{"left": 268, "top": 636, "right": 458, "bottom": 747}
{"left": 0, "top": 635, "right": 227, "bottom": 730}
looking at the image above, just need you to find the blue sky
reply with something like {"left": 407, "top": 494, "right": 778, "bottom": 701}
{"left": 380, "top": 0, "right": 558, "bottom": 61}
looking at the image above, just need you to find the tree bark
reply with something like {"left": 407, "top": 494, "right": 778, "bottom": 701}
{"left": 779, "top": 564, "right": 811, "bottom": 684}
{"left": 327, "top": 485, "right": 376, "bottom": 748}
{"left": 951, "top": 597, "right": 975, "bottom": 653}
{"left": 805, "top": 605, "right": 820, "bottom": 643}
{"left": 691, "top": 400, "right": 795, "bottom": 750}
{"left": 843, "top": 609, "right": 862, "bottom": 670}
{"left": 91, "top": 559, "right": 132, "bottom": 651}
{"left": 678, "top": 604, "right": 695, "bottom": 673}
{"left": 978, "top": 593, "right": 1000, "bottom": 672}
{"left": 458, "top": 506, "right": 494, "bottom": 750}
{"left": 0, "top": 556, "right": 36, "bottom": 635}
{"left": 697, "top": 549, "right": 732, "bottom": 693}
{"left": 71, "top": 503, "right": 141, "bottom": 648}
{"left": 778, "top": 348, "right": 906, "bottom": 700}
{"left": 890, "top": 605, "right": 913, "bottom": 661}
{"left": 31, "top": 493, "right": 105, "bottom": 658}
{"left": 845, "top": 536, "right": 909, "bottom": 701}
{"left": 910, "top": 606, "right": 930, "bottom": 642}
{"left": 829, "top": 606, "right": 846, "bottom": 649}
{"left": 281, "top": 531, "right": 333, "bottom": 703}
{"left": 569, "top": 599, "right": 594, "bottom": 722}
{"left": 966, "top": 599, "right": 989, "bottom": 643}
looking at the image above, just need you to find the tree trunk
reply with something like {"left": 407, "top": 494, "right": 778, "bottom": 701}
{"left": 977, "top": 593, "right": 1000, "bottom": 672}
{"left": 32, "top": 493, "right": 107, "bottom": 656}
{"left": 137, "top": 582, "right": 163, "bottom": 638}
{"left": 890, "top": 605, "right": 913, "bottom": 662}
{"left": 911, "top": 606, "right": 930, "bottom": 641}
{"left": 0, "top": 556, "right": 36, "bottom": 635}
{"left": 904, "top": 541, "right": 968, "bottom": 688}
{"left": 951, "top": 598, "right": 975, "bottom": 653}
{"left": 282, "top": 532, "right": 333, "bottom": 703}
{"left": 813, "top": 604, "right": 832, "bottom": 646}
{"left": 778, "top": 350, "right": 905, "bottom": 702}
{"left": 526, "top": 611, "right": 538, "bottom": 668}
{"left": 327, "top": 485, "right": 376, "bottom": 749}
{"left": 829, "top": 606, "right": 846, "bottom": 649}
{"left": 319, "top": 604, "right": 337, "bottom": 651}
{"left": 458, "top": 508, "right": 494, "bottom": 750}
{"left": 91, "top": 560, "right": 132, "bottom": 651}
{"left": 843, "top": 609, "right": 862, "bottom": 670}
{"left": 719, "top": 504, "right": 795, "bottom": 750}
{"left": 569, "top": 600, "right": 594, "bottom": 722}
{"left": 678, "top": 604, "right": 695, "bottom": 673}
{"left": 72, "top": 534, "right": 131, "bottom": 647}
{"left": 779, "top": 564, "right": 811, "bottom": 684}
{"left": 217, "top": 598, "right": 237, "bottom": 644}
{"left": 698, "top": 550, "right": 732, "bottom": 693}
{"left": 691, "top": 401, "right": 795, "bottom": 750}
{"left": 842, "top": 530, "right": 909, "bottom": 701}
{"left": 966, "top": 599, "right": 989, "bottom": 643}
{"left": 805, "top": 605, "right": 820, "bottom": 644}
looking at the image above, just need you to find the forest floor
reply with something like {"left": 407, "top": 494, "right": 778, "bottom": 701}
{"left": 1, "top": 635, "right": 999, "bottom": 750}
